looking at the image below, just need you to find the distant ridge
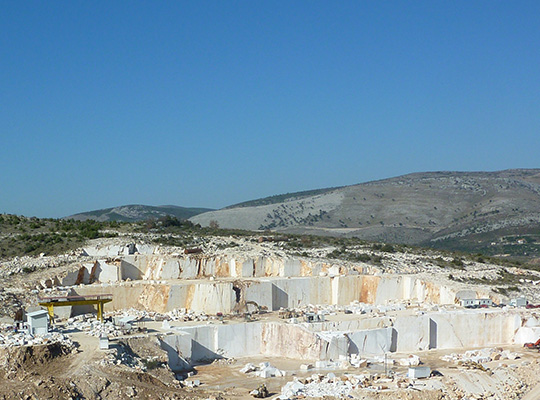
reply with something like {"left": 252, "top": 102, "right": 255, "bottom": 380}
{"left": 225, "top": 186, "right": 343, "bottom": 209}
{"left": 190, "top": 169, "right": 540, "bottom": 253}
{"left": 66, "top": 204, "right": 213, "bottom": 222}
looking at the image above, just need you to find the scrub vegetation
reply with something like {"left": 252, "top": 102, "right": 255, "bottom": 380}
{"left": 0, "top": 215, "right": 121, "bottom": 258}
{"left": 1, "top": 214, "right": 537, "bottom": 275}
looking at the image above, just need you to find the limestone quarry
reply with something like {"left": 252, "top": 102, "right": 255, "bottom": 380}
{"left": 2, "top": 234, "right": 540, "bottom": 399}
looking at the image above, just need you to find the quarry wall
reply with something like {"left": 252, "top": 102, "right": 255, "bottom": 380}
{"left": 63, "top": 251, "right": 496, "bottom": 314}
{"left": 71, "top": 273, "right": 487, "bottom": 314}
{"left": 159, "top": 310, "right": 530, "bottom": 371}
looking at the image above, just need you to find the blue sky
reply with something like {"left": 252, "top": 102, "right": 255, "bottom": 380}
{"left": 1, "top": 2, "right": 539, "bottom": 217}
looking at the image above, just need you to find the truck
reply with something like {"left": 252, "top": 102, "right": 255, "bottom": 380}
{"left": 523, "top": 338, "right": 540, "bottom": 349}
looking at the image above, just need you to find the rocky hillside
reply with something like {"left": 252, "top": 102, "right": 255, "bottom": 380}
{"left": 190, "top": 169, "right": 540, "bottom": 252}
{"left": 66, "top": 204, "right": 213, "bottom": 222}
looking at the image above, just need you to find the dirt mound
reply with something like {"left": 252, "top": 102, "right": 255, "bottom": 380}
{"left": 0, "top": 342, "right": 72, "bottom": 375}
{"left": 0, "top": 341, "right": 210, "bottom": 400}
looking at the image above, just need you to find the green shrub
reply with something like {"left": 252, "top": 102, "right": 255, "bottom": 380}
{"left": 381, "top": 244, "right": 395, "bottom": 253}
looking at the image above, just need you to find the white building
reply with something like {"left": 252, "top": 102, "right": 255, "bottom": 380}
{"left": 460, "top": 298, "right": 493, "bottom": 307}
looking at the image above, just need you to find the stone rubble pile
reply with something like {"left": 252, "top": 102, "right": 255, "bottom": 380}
{"left": 0, "top": 329, "right": 73, "bottom": 349}
{"left": 290, "top": 300, "right": 448, "bottom": 320}
{"left": 278, "top": 372, "right": 393, "bottom": 399}
{"left": 442, "top": 348, "right": 520, "bottom": 365}
{"left": 107, "top": 307, "right": 214, "bottom": 323}
{"left": 65, "top": 315, "right": 124, "bottom": 337}
{"left": 99, "top": 344, "right": 147, "bottom": 371}
{"left": 62, "top": 307, "right": 217, "bottom": 339}
{"left": 240, "top": 362, "right": 286, "bottom": 378}
{"left": 107, "top": 308, "right": 157, "bottom": 321}
{"left": 0, "top": 252, "right": 87, "bottom": 279}
{"left": 283, "top": 300, "right": 412, "bottom": 322}
{"left": 165, "top": 308, "right": 213, "bottom": 322}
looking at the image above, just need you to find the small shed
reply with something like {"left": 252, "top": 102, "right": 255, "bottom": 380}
{"left": 461, "top": 299, "right": 475, "bottom": 307}
{"left": 510, "top": 297, "right": 527, "bottom": 307}
{"left": 408, "top": 366, "right": 431, "bottom": 379}
{"left": 27, "top": 309, "right": 48, "bottom": 336}
{"left": 461, "top": 298, "right": 493, "bottom": 307}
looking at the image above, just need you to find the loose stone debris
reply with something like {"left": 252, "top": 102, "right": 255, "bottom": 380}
{"left": 99, "top": 344, "right": 148, "bottom": 370}
{"left": 240, "top": 362, "right": 286, "bottom": 378}
{"left": 0, "top": 327, "right": 74, "bottom": 349}
{"left": 441, "top": 348, "right": 520, "bottom": 365}
{"left": 279, "top": 372, "right": 397, "bottom": 399}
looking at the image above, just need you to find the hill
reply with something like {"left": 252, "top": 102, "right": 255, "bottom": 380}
{"left": 66, "top": 204, "right": 213, "bottom": 222}
{"left": 225, "top": 187, "right": 342, "bottom": 209}
{"left": 190, "top": 169, "right": 540, "bottom": 256}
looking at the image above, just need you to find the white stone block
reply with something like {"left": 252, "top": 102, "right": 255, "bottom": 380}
{"left": 408, "top": 366, "right": 430, "bottom": 379}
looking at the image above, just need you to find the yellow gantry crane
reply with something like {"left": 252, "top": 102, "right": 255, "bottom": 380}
{"left": 38, "top": 294, "right": 113, "bottom": 323}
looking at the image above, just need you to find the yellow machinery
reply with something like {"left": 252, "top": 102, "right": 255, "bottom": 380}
{"left": 38, "top": 294, "right": 113, "bottom": 323}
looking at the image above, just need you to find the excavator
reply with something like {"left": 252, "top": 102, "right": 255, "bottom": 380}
{"left": 524, "top": 338, "right": 540, "bottom": 349}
